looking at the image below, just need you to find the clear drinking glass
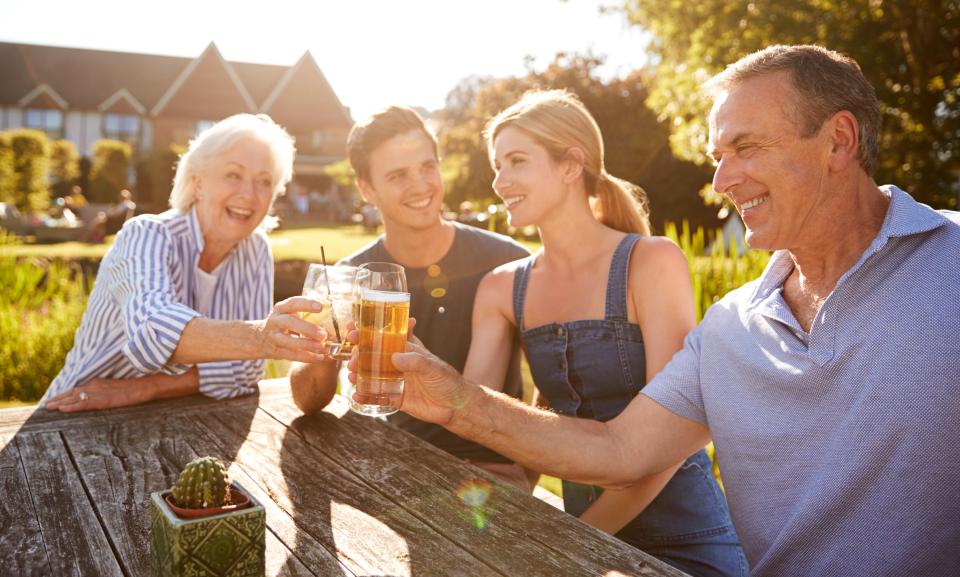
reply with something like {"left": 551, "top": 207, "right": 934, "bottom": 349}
{"left": 350, "top": 262, "right": 409, "bottom": 416}
{"left": 301, "top": 264, "right": 359, "bottom": 361}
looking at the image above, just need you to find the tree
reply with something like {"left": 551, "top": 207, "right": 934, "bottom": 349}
{"left": 9, "top": 129, "right": 51, "bottom": 213}
{"left": 619, "top": 0, "right": 960, "bottom": 208}
{"left": 136, "top": 143, "right": 183, "bottom": 212}
{"left": 0, "top": 133, "right": 13, "bottom": 206}
{"left": 324, "top": 159, "right": 356, "bottom": 188}
{"left": 89, "top": 140, "right": 132, "bottom": 203}
{"left": 50, "top": 139, "right": 80, "bottom": 199}
{"left": 435, "top": 53, "right": 719, "bottom": 232}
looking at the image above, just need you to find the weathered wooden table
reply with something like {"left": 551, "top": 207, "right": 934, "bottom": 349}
{"left": 0, "top": 378, "right": 686, "bottom": 577}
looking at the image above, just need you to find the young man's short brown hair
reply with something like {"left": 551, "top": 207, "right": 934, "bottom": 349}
{"left": 346, "top": 106, "right": 439, "bottom": 183}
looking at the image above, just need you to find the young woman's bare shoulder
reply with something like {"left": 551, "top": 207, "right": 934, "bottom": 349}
{"left": 629, "top": 236, "right": 691, "bottom": 288}
{"left": 631, "top": 235, "right": 687, "bottom": 266}
{"left": 476, "top": 257, "right": 530, "bottom": 310}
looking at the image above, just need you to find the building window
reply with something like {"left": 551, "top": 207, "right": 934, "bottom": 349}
{"left": 24, "top": 108, "right": 63, "bottom": 139}
{"left": 102, "top": 113, "right": 141, "bottom": 149}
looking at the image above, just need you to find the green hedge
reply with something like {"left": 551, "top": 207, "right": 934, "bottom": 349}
{"left": 1, "top": 231, "right": 88, "bottom": 401}
{"left": 664, "top": 221, "right": 770, "bottom": 321}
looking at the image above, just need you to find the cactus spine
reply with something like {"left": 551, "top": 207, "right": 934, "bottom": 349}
{"left": 171, "top": 456, "right": 231, "bottom": 509}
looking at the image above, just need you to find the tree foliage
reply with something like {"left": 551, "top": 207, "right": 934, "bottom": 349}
{"left": 89, "top": 139, "right": 132, "bottom": 203}
{"left": 436, "top": 53, "right": 718, "bottom": 232}
{"left": 136, "top": 143, "right": 183, "bottom": 211}
{"left": 9, "top": 129, "right": 51, "bottom": 213}
{"left": 50, "top": 139, "right": 80, "bottom": 198}
{"left": 620, "top": 0, "right": 960, "bottom": 208}
{"left": 0, "top": 133, "right": 13, "bottom": 206}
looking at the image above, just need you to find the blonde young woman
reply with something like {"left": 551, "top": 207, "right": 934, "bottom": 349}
{"left": 463, "top": 90, "right": 746, "bottom": 576}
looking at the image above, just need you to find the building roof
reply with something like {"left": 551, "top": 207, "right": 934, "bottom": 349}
{"left": 0, "top": 42, "right": 186, "bottom": 110}
{"left": 0, "top": 41, "right": 351, "bottom": 127}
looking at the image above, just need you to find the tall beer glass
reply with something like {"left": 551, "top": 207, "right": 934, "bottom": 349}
{"left": 351, "top": 262, "right": 409, "bottom": 416}
{"left": 300, "top": 264, "right": 359, "bottom": 361}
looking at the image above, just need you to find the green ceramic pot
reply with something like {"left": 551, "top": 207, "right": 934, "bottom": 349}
{"left": 150, "top": 482, "right": 265, "bottom": 577}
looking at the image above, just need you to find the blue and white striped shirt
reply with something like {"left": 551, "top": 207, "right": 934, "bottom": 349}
{"left": 42, "top": 208, "right": 273, "bottom": 404}
{"left": 643, "top": 186, "right": 960, "bottom": 576}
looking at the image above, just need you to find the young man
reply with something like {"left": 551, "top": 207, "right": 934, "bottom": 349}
{"left": 290, "top": 106, "right": 530, "bottom": 487}
{"left": 374, "top": 46, "right": 960, "bottom": 576}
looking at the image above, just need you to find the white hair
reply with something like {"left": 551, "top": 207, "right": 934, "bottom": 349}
{"left": 168, "top": 113, "right": 296, "bottom": 230}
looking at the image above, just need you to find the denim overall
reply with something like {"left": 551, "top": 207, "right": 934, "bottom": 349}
{"left": 514, "top": 235, "right": 747, "bottom": 577}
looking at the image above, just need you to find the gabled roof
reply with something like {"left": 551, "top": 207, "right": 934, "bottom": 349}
{"left": 0, "top": 41, "right": 186, "bottom": 110}
{"left": 150, "top": 43, "right": 256, "bottom": 117}
{"left": 18, "top": 83, "right": 68, "bottom": 109}
{"left": 259, "top": 52, "right": 353, "bottom": 129}
{"left": 232, "top": 61, "right": 289, "bottom": 108}
{"left": 98, "top": 88, "right": 146, "bottom": 115}
{"left": 0, "top": 41, "right": 351, "bottom": 127}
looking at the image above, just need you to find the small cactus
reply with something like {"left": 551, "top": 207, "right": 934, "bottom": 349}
{"left": 171, "top": 456, "right": 231, "bottom": 509}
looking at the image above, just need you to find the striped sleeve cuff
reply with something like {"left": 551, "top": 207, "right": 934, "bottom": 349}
{"left": 121, "top": 302, "right": 200, "bottom": 374}
{"left": 197, "top": 359, "right": 263, "bottom": 399}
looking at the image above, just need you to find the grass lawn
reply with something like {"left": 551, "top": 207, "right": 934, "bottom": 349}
{"left": 0, "top": 399, "right": 37, "bottom": 409}
{"left": 7, "top": 224, "right": 541, "bottom": 263}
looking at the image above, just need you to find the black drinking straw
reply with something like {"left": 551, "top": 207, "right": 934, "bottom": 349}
{"left": 319, "top": 246, "right": 342, "bottom": 344}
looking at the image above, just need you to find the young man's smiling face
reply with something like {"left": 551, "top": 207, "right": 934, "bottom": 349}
{"left": 358, "top": 129, "right": 444, "bottom": 233}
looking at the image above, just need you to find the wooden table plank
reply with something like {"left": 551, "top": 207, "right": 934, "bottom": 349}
{"left": 0, "top": 380, "right": 684, "bottom": 577}
{"left": 181, "top": 412, "right": 355, "bottom": 577}
{"left": 62, "top": 413, "right": 328, "bottom": 577}
{"left": 0, "top": 434, "right": 48, "bottom": 577}
{"left": 192, "top": 404, "right": 504, "bottom": 577}
{"left": 0, "top": 383, "right": 294, "bottom": 435}
{"left": 17, "top": 431, "right": 125, "bottom": 577}
{"left": 260, "top": 395, "right": 686, "bottom": 577}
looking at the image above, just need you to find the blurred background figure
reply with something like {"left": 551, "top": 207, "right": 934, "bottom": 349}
{"left": 457, "top": 200, "right": 479, "bottom": 226}
{"left": 105, "top": 189, "right": 137, "bottom": 235}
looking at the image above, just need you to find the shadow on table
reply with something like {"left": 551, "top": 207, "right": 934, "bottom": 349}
{"left": 279, "top": 410, "right": 440, "bottom": 577}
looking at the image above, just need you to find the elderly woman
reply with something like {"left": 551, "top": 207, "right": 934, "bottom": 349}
{"left": 43, "top": 114, "right": 326, "bottom": 412}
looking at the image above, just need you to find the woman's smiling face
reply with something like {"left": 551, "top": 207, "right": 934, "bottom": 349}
{"left": 193, "top": 137, "right": 276, "bottom": 249}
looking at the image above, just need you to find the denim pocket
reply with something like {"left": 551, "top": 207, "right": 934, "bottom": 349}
{"left": 621, "top": 450, "right": 736, "bottom": 547}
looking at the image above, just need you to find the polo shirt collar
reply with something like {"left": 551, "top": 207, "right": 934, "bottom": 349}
{"left": 752, "top": 184, "right": 948, "bottom": 304}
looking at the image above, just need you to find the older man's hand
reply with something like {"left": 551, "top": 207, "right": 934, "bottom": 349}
{"left": 345, "top": 319, "right": 473, "bottom": 425}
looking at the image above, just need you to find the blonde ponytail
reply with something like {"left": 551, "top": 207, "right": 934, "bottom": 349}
{"left": 593, "top": 171, "right": 650, "bottom": 235}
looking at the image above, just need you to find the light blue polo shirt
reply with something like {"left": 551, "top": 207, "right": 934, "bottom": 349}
{"left": 643, "top": 186, "right": 960, "bottom": 577}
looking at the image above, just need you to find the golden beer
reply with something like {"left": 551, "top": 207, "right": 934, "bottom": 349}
{"left": 356, "top": 289, "right": 410, "bottom": 413}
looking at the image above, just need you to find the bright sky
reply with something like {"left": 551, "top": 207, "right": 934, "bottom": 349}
{"left": 1, "top": 0, "right": 649, "bottom": 121}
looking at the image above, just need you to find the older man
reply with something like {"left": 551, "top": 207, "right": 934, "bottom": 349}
{"left": 366, "top": 45, "right": 960, "bottom": 576}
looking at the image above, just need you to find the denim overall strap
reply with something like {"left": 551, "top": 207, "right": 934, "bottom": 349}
{"left": 512, "top": 255, "right": 537, "bottom": 332}
{"left": 604, "top": 234, "right": 641, "bottom": 321}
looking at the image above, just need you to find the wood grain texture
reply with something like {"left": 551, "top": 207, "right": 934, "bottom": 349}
{"left": 0, "top": 379, "right": 686, "bottom": 577}
{"left": 261, "top": 395, "right": 687, "bottom": 577}
{"left": 182, "top": 411, "right": 353, "bottom": 577}
{"left": 63, "top": 411, "right": 324, "bottom": 577}
{"left": 193, "top": 405, "right": 503, "bottom": 577}
{"left": 0, "top": 434, "right": 48, "bottom": 577}
{"left": 16, "top": 431, "right": 125, "bottom": 577}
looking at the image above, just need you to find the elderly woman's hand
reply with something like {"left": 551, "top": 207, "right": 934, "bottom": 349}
{"left": 256, "top": 296, "right": 331, "bottom": 363}
{"left": 45, "top": 368, "right": 201, "bottom": 412}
